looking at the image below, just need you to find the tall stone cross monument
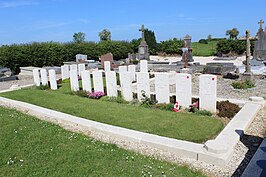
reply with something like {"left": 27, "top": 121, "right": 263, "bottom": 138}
{"left": 258, "top": 19, "right": 264, "bottom": 30}
{"left": 245, "top": 30, "right": 252, "bottom": 74}
{"left": 138, "top": 24, "right": 150, "bottom": 60}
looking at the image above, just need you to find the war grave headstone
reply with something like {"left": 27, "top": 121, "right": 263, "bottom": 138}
{"left": 104, "top": 61, "right": 111, "bottom": 72}
{"left": 40, "top": 69, "right": 48, "bottom": 86}
{"left": 120, "top": 71, "right": 133, "bottom": 101}
{"left": 140, "top": 60, "right": 148, "bottom": 72}
{"left": 32, "top": 69, "right": 41, "bottom": 86}
{"left": 78, "top": 64, "right": 86, "bottom": 76}
{"left": 70, "top": 70, "right": 79, "bottom": 92}
{"left": 101, "top": 53, "right": 114, "bottom": 70}
{"left": 128, "top": 65, "right": 136, "bottom": 81}
{"left": 176, "top": 73, "right": 192, "bottom": 108}
{"left": 92, "top": 70, "right": 104, "bottom": 92}
{"left": 81, "top": 70, "right": 92, "bottom": 93}
{"left": 199, "top": 74, "right": 217, "bottom": 113}
{"left": 155, "top": 73, "right": 169, "bottom": 103}
{"left": 137, "top": 72, "right": 150, "bottom": 101}
{"left": 70, "top": 64, "right": 78, "bottom": 71}
{"left": 61, "top": 65, "right": 70, "bottom": 80}
{"left": 105, "top": 71, "right": 118, "bottom": 97}
{"left": 48, "top": 70, "right": 57, "bottom": 90}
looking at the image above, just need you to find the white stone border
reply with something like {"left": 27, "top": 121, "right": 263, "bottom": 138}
{"left": 0, "top": 96, "right": 264, "bottom": 167}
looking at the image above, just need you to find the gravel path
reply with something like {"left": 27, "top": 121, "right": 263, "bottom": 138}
{"left": 0, "top": 73, "right": 265, "bottom": 177}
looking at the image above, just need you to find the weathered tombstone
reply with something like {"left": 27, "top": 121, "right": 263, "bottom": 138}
{"left": 32, "top": 69, "right": 41, "bottom": 86}
{"left": 119, "top": 66, "right": 127, "bottom": 73}
{"left": 70, "top": 70, "right": 79, "bottom": 92}
{"left": 137, "top": 72, "right": 150, "bottom": 101}
{"left": 76, "top": 54, "right": 88, "bottom": 63}
{"left": 104, "top": 61, "right": 111, "bottom": 72}
{"left": 92, "top": 70, "right": 104, "bottom": 92}
{"left": 128, "top": 65, "right": 136, "bottom": 81}
{"left": 61, "top": 65, "right": 70, "bottom": 80}
{"left": 199, "top": 74, "right": 217, "bottom": 113}
{"left": 176, "top": 73, "right": 192, "bottom": 108}
{"left": 40, "top": 69, "right": 48, "bottom": 86}
{"left": 140, "top": 60, "right": 148, "bottom": 72}
{"left": 253, "top": 19, "right": 266, "bottom": 61}
{"left": 105, "top": 71, "right": 117, "bottom": 97}
{"left": 78, "top": 64, "right": 86, "bottom": 76}
{"left": 81, "top": 70, "right": 92, "bottom": 93}
{"left": 155, "top": 73, "right": 169, "bottom": 103}
{"left": 48, "top": 69, "right": 57, "bottom": 90}
{"left": 101, "top": 53, "right": 114, "bottom": 70}
{"left": 70, "top": 64, "right": 78, "bottom": 71}
{"left": 120, "top": 72, "right": 133, "bottom": 101}
{"left": 181, "top": 34, "right": 194, "bottom": 62}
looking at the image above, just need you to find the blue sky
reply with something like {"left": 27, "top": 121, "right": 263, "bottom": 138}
{"left": 0, "top": 0, "right": 265, "bottom": 44}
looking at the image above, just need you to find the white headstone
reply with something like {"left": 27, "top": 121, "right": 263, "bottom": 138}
{"left": 105, "top": 71, "right": 118, "bottom": 97}
{"left": 155, "top": 73, "right": 169, "bottom": 103}
{"left": 81, "top": 70, "right": 92, "bottom": 93}
{"left": 92, "top": 70, "right": 104, "bottom": 92}
{"left": 137, "top": 72, "right": 150, "bottom": 101}
{"left": 169, "top": 71, "right": 176, "bottom": 85}
{"left": 61, "top": 65, "right": 70, "bottom": 80}
{"left": 140, "top": 60, "right": 148, "bottom": 72}
{"left": 48, "top": 70, "right": 57, "bottom": 90}
{"left": 120, "top": 72, "right": 133, "bottom": 101}
{"left": 176, "top": 73, "right": 192, "bottom": 108}
{"left": 70, "top": 70, "right": 79, "bottom": 92}
{"left": 78, "top": 64, "right": 86, "bottom": 76}
{"left": 33, "top": 69, "right": 41, "bottom": 86}
{"left": 118, "top": 66, "right": 127, "bottom": 73}
{"left": 199, "top": 74, "right": 217, "bottom": 113}
{"left": 128, "top": 65, "right": 136, "bottom": 81}
{"left": 40, "top": 69, "right": 48, "bottom": 86}
{"left": 104, "top": 61, "right": 111, "bottom": 72}
{"left": 70, "top": 64, "right": 78, "bottom": 71}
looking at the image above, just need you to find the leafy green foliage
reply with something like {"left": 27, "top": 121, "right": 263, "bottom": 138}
{"left": 100, "top": 96, "right": 129, "bottom": 104}
{"left": 73, "top": 90, "right": 88, "bottom": 97}
{"left": 36, "top": 84, "right": 50, "bottom": 90}
{"left": 216, "top": 39, "right": 255, "bottom": 55}
{"left": 130, "top": 38, "right": 141, "bottom": 53}
{"left": 144, "top": 29, "right": 158, "bottom": 55}
{"left": 158, "top": 38, "right": 184, "bottom": 55}
{"left": 198, "top": 39, "right": 208, "bottom": 44}
{"left": 99, "top": 29, "right": 111, "bottom": 41}
{"left": 191, "top": 41, "right": 217, "bottom": 56}
{"left": 232, "top": 79, "right": 255, "bottom": 89}
{"left": 217, "top": 101, "right": 241, "bottom": 119}
{"left": 226, "top": 28, "right": 239, "bottom": 39}
{"left": 73, "top": 32, "right": 86, "bottom": 43}
{"left": 195, "top": 110, "right": 212, "bottom": 116}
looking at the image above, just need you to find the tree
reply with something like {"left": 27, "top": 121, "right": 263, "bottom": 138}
{"left": 99, "top": 29, "right": 111, "bottom": 41}
{"left": 226, "top": 28, "right": 239, "bottom": 39}
{"left": 144, "top": 29, "right": 158, "bottom": 54}
{"left": 207, "top": 34, "right": 212, "bottom": 41}
{"left": 130, "top": 38, "right": 141, "bottom": 53}
{"left": 73, "top": 32, "right": 85, "bottom": 43}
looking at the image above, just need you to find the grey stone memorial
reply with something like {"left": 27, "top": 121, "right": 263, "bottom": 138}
{"left": 253, "top": 19, "right": 266, "bottom": 61}
{"left": 181, "top": 35, "right": 193, "bottom": 63}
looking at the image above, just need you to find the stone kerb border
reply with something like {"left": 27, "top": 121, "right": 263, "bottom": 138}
{"left": 0, "top": 96, "right": 264, "bottom": 167}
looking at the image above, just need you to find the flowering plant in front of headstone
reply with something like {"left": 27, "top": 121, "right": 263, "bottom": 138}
{"left": 189, "top": 101, "right": 199, "bottom": 113}
{"left": 88, "top": 91, "right": 105, "bottom": 99}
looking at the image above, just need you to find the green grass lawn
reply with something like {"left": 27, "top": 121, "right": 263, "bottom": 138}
{"left": 0, "top": 82, "right": 224, "bottom": 143}
{"left": 0, "top": 107, "right": 205, "bottom": 177}
{"left": 191, "top": 41, "right": 217, "bottom": 56}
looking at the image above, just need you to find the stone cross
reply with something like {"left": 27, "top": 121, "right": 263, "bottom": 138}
{"left": 258, "top": 19, "right": 264, "bottom": 29}
{"left": 139, "top": 24, "right": 146, "bottom": 42}
{"left": 245, "top": 30, "right": 251, "bottom": 73}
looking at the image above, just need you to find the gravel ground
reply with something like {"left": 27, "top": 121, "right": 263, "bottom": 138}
{"left": 0, "top": 73, "right": 266, "bottom": 177}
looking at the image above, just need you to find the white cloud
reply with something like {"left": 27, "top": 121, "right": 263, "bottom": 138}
{"left": 0, "top": 1, "right": 39, "bottom": 8}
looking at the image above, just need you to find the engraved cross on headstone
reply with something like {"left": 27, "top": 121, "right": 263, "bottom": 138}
{"left": 258, "top": 19, "right": 264, "bottom": 29}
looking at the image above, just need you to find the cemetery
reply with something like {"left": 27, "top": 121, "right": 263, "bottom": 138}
{"left": 0, "top": 8, "right": 266, "bottom": 176}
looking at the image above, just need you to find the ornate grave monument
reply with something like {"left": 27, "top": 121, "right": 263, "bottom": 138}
{"left": 181, "top": 34, "right": 194, "bottom": 63}
{"left": 253, "top": 19, "right": 266, "bottom": 61}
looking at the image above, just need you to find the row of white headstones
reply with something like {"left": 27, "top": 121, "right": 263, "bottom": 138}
{"left": 32, "top": 60, "right": 217, "bottom": 113}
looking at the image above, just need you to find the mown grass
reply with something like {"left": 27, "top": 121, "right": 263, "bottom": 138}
{"left": 0, "top": 82, "right": 224, "bottom": 143}
{"left": 191, "top": 41, "right": 217, "bottom": 56}
{"left": 0, "top": 107, "right": 205, "bottom": 177}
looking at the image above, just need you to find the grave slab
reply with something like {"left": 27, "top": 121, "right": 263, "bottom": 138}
{"left": 105, "top": 71, "right": 118, "bottom": 97}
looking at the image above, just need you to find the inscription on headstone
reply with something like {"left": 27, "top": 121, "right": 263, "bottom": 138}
{"left": 176, "top": 73, "right": 192, "bottom": 108}
{"left": 105, "top": 71, "right": 118, "bottom": 97}
{"left": 92, "top": 70, "right": 104, "bottom": 92}
{"left": 120, "top": 72, "right": 133, "bottom": 101}
{"left": 155, "top": 73, "right": 169, "bottom": 103}
{"left": 81, "top": 70, "right": 92, "bottom": 92}
{"left": 137, "top": 72, "right": 150, "bottom": 101}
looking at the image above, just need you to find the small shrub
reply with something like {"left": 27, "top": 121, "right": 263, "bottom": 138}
{"left": 73, "top": 90, "right": 88, "bottom": 97}
{"left": 189, "top": 101, "right": 199, "bottom": 113}
{"left": 232, "top": 79, "right": 255, "bottom": 89}
{"left": 217, "top": 100, "right": 241, "bottom": 119}
{"left": 140, "top": 91, "right": 157, "bottom": 107}
{"left": 198, "top": 39, "right": 208, "bottom": 44}
{"left": 62, "top": 78, "right": 70, "bottom": 83}
{"left": 132, "top": 59, "right": 139, "bottom": 65}
{"left": 36, "top": 84, "right": 50, "bottom": 90}
{"left": 196, "top": 110, "right": 212, "bottom": 116}
{"left": 159, "top": 103, "right": 175, "bottom": 111}
{"left": 88, "top": 91, "right": 105, "bottom": 99}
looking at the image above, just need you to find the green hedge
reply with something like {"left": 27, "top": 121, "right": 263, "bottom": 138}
{"left": 216, "top": 39, "right": 255, "bottom": 55}
{"left": 0, "top": 41, "right": 133, "bottom": 74}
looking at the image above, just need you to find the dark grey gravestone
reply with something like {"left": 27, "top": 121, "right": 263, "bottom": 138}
{"left": 241, "top": 136, "right": 266, "bottom": 177}
{"left": 137, "top": 24, "right": 150, "bottom": 60}
{"left": 253, "top": 19, "right": 266, "bottom": 61}
{"left": 205, "top": 62, "right": 236, "bottom": 75}
{"left": 181, "top": 35, "right": 194, "bottom": 62}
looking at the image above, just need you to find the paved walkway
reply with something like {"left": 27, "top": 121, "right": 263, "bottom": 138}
{"left": 241, "top": 136, "right": 266, "bottom": 177}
